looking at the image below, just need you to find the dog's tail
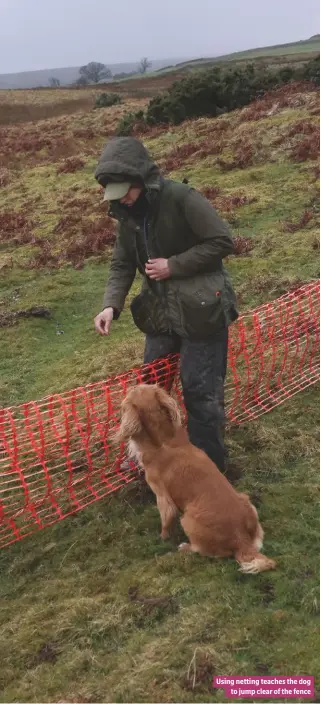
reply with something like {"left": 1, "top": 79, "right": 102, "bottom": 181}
{"left": 236, "top": 548, "right": 276, "bottom": 574}
{"left": 235, "top": 498, "right": 275, "bottom": 573}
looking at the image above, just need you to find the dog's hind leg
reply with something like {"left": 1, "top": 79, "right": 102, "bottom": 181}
{"left": 156, "top": 493, "right": 178, "bottom": 539}
{"left": 178, "top": 542, "right": 193, "bottom": 552}
{"left": 178, "top": 541, "right": 206, "bottom": 554}
{"left": 179, "top": 515, "right": 212, "bottom": 556}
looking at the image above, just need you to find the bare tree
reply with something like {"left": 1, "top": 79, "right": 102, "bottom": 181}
{"left": 49, "top": 77, "right": 60, "bottom": 87}
{"left": 79, "top": 62, "right": 112, "bottom": 84}
{"left": 138, "top": 57, "right": 152, "bottom": 74}
{"left": 74, "top": 76, "right": 89, "bottom": 86}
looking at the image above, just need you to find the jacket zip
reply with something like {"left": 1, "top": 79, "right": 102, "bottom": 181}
{"left": 143, "top": 216, "right": 172, "bottom": 335}
{"left": 143, "top": 216, "right": 150, "bottom": 260}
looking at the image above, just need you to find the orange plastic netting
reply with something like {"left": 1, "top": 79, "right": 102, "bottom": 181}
{"left": 0, "top": 280, "right": 319, "bottom": 548}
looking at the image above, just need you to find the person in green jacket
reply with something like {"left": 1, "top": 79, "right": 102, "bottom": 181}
{"left": 94, "top": 137, "right": 238, "bottom": 473}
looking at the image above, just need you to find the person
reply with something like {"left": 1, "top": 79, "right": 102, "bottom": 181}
{"left": 94, "top": 137, "right": 238, "bottom": 473}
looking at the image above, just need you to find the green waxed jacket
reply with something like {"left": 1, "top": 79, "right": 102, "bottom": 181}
{"left": 95, "top": 137, "right": 238, "bottom": 339}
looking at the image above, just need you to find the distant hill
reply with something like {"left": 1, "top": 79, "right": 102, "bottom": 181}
{"left": 156, "top": 36, "right": 320, "bottom": 74}
{"left": 0, "top": 35, "right": 319, "bottom": 90}
{"left": 0, "top": 58, "right": 192, "bottom": 90}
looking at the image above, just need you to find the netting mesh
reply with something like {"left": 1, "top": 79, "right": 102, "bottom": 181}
{"left": 0, "top": 281, "right": 319, "bottom": 548}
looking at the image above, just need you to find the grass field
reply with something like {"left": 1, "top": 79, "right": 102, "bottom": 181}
{"left": 0, "top": 75, "right": 320, "bottom": 702}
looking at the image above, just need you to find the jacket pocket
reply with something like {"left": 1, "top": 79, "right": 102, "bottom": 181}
{"left": 130, "top": 290, "right": 169, "bottom": 336}
{"left": 179, "top": 289, "right": 226, "bottom": 339}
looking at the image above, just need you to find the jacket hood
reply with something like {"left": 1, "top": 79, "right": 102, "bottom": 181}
{"left": 95, "top": 137, "right": 161, "bottom": 191}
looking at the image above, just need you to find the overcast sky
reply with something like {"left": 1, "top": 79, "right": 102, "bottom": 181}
{"left": 0, "top": 0, "right": 319, "bottom": 74}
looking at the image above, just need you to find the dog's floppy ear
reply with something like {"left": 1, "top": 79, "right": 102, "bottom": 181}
{"left": 113, "top": 401, "right": 142, "bottom": 444}
{"left": 156, "top": 387, "right": 181, "bottom": 425}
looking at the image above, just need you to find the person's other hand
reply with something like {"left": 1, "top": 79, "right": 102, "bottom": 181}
{"left": 145, "top": 258, "right": 170, "bottom": 281}
{"left": 94, "top": 307, "right": 113, "bottom": 336}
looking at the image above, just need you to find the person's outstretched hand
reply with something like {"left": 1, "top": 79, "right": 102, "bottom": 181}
{"left": 94, "top": 307, "right": 113, "bottom": 336}
{"left": 145, "top": 258, "right": 170, "bottom": 281}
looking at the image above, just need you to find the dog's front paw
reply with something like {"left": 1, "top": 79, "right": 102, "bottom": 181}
{"left": 178, "top": 542, "right": 191, "bottom": 552}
